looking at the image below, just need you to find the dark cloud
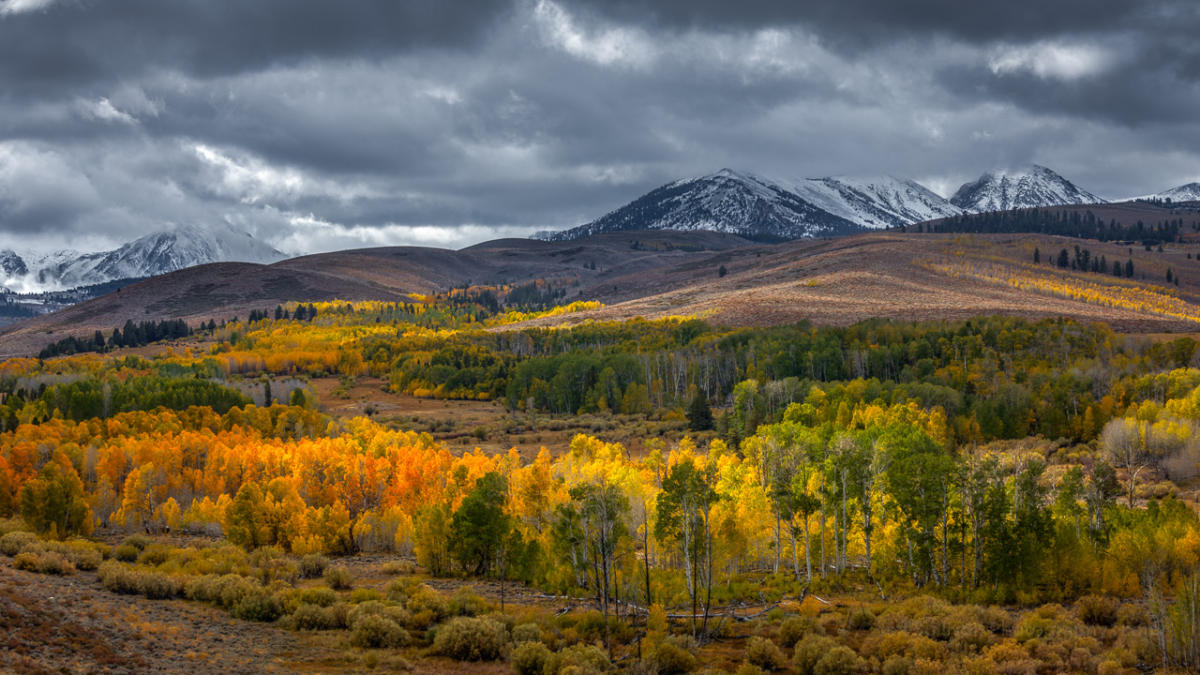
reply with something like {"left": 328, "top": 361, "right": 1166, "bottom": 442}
{"left": 0, "top": 0, "right": 1198, "bottom": 257}
{"left": 0, "top": 0, "right": 512, "bottom": 95}
{"left": 561, "top": 0, "right": 1188, "bottom": 45}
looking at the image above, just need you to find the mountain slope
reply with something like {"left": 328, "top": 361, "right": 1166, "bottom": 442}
{"left": 2, "top": 224, "right": 285, "bottom": 291}
{"left": 540, "top": 169, "right": 865, "bottom": 242}
{"left": 790, "top": 176, "right": 963, "bottom": 229}
{"left": 951, "top": 165, "right": 1104, "bottom": 213}
{"left": 1147, "top": 182, "right": 1200, "bottom": 203}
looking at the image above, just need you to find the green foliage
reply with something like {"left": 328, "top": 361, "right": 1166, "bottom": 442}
{"left": 687, "top": 391, "right": 714, "bottom": 431}
{"left": 450, "top": 472, "right": 511, "bottom": 576}
{"left": 19, "top": 461, "right": 91, "bottom": 537}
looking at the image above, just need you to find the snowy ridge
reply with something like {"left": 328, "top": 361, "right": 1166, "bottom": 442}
{"left": 539, "top": 169, "right": 968, "bottom": 242}
{"left": 1136, "top": 183, "right": 1200, "bottom": 203}
{"left": 1, "top": 224, "right": 285, "bottom": 292}
{"left": 950, "top": 165, "right": 1104, "bottom": 213}
{"left": 790, "top": 176, "right": 963, "bottom": 229}
{"left": 540, "top": 169, "right": 866, "bottom": 242}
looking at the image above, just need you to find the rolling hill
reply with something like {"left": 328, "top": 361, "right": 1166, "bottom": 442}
{"left": 8, "top": 226, "right": 1200, "bottom": 359}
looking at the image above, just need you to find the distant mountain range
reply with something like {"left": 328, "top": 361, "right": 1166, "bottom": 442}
{"left": 1137, "top": 182, "right": 1200, "bottom": 203}
{"left": 0, "top": 224, "right": 285, "bottom": 293}
{"left": 538, "top": 165, "right": 1199, "bottom": 242}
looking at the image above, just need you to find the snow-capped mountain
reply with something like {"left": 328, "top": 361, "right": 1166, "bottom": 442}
{"left": 1, "top": 224, "right": 286, "bottom": 292}
{"left": 950, "top": 165, "right": 1103, "bottom": 213}
{"left": 540, "top": 169, "right": 867, "bottom": 242}
{"left": 539, "top": 169, "right": 969, "bottom": 242}
{"left": 1141, "top": 183, "right": 1200, "bottom": 203}
{"left": 0, "top": 249, "right": 27, "bottom": 277}
{"left": 790, "top": 176, "right": 963, "bottom": 229}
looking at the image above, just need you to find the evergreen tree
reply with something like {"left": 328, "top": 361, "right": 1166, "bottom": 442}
{"left": 686, "top": 391, "right": 714, "bottom": 431}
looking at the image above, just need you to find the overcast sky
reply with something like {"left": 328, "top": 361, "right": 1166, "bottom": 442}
{"left": 1, "top": 0, "right": 1198, "bottom": 255}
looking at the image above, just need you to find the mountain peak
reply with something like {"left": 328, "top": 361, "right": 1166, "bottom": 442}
{"left": 950, "top": 165, "right": 1103, "bottom": 213}
{"left": 3, "top": 225, "right": 286, "bottom": 292}
{"left": 538, "top": 169, "right": 965, "bottom": 241}
{"left": 1147, "top": 182, "right": 1200, "bottom": 202}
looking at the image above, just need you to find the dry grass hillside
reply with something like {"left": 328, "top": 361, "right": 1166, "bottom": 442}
{"left": 6, "top": 228, "right": 1200, "bottom": 357}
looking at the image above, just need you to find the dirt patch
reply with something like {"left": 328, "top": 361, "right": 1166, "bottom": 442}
{"left": 0, "top": 565, "right": 321, "bottom": 674}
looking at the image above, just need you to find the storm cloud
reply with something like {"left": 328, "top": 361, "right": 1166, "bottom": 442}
{"left": 0, "top": 0, "right": 1197, "bottom": 254}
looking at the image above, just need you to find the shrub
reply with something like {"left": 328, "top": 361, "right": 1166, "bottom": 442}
{"left": 512, "top": 623, "right": 542, "bottom": 644}
{"left": 347, "top": 601, "right": 410, "bottom": 630}
{"left": 121, "top": 534, "right": 151, "bottom": 551}
{"left": 349, "top": 614, "right": 410, "bottom": 648}
{"left": 113, "top": 543, "right": 140, "bottom": 562}
{"left": 512, "top": 640, "right": 553, "bottom": 675}
{"left": 0, "top": 531, "right": 38, "bottom": 556}
{"left": 735, "top": 665, "right": 766, "bottom": 675}
{"left": 35, "top": 550, "right": 72, "bottom": 575}
{"left": 881, "top": 656, "right": 914, "bottom": 675}
{"left": 184, "top": 574, "right": 220, "bottom": 602}
{"left": 1077, "top": 595, "right": 1119, "bottom": 627}
{"left": 298, "top": 554, "right": 329, "bottom": 579}
{"left": 846, "top": 607, "right": 876, "bottom": 631}
{"left": 385, "top": 577, "right": 418, "bottom": 603}
{"left": 813, "top": 646, "right": 865, "bottom": 675}
{"left": 793, "top": 634, "right": 838, "bottom": 675}
{"left": 745, "top": 636, "right": 786, "bottom": 672}
{"left": 12, "top": 551, "right": 40, "bottom": 571}
{"left": 450, "top": 587, "right": 491, "bottom": 616}
{"left": 574, "top": 610, "right": 633, "bottom": 645}
{"left": 859, "top": 631, "right": 944, "bottom": 662}
{"left": 295, "top": 586, "right": 337, "bottom": 608}
{"left": 349, "top": 587, "right": 382, "bottom": 604}
{"left": 199, "top": 573, "right": 259, "bottom": 609}
{"left": 1116, "top": 603, "right": 1149, "bottom": 627}
{"left": 431, "top": 616, "right": 508, "bottom": 661}
{"left": 137, "top": 544, "right": 170, "bottom": 566}
{"left": 230, "top": 589, "right": 283, "bottom": 621}
{"left": 137, "top": 570, "right": 181, "bottom": 599}
{"left": 404, "top": 583, "right": 449, "bottom": 628}
{"left": 97, "top": 561, "right": 140, "bottom": 594}
{"left": 656, "top": 640, "right": 697, "bottom": 674}
{"left": 911, "top": 615, "right": 954, "bottom": 641}
{"left": 548, "top": 644, "right": 611, "bottom": 674}
{"left": 950, "top": 622, "right": 994, "bottom": 653}
{"left": 63, "top": 543, "right": 102, "bottom": 570}
{"left": 323, "top": 564, "right": 352, "bottom": 590}
{"left": 779, "top": 615, "right": 823, "bottom": 647}
{"left": 381, "top": 560, "right": 413, "bottom": 576}
{"left": 289, "top": 603, "right": 342, "bottom": 630}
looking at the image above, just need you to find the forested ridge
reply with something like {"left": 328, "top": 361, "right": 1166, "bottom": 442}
{"left": 2, "top": 298, "right": 1199, "bottom": 673}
